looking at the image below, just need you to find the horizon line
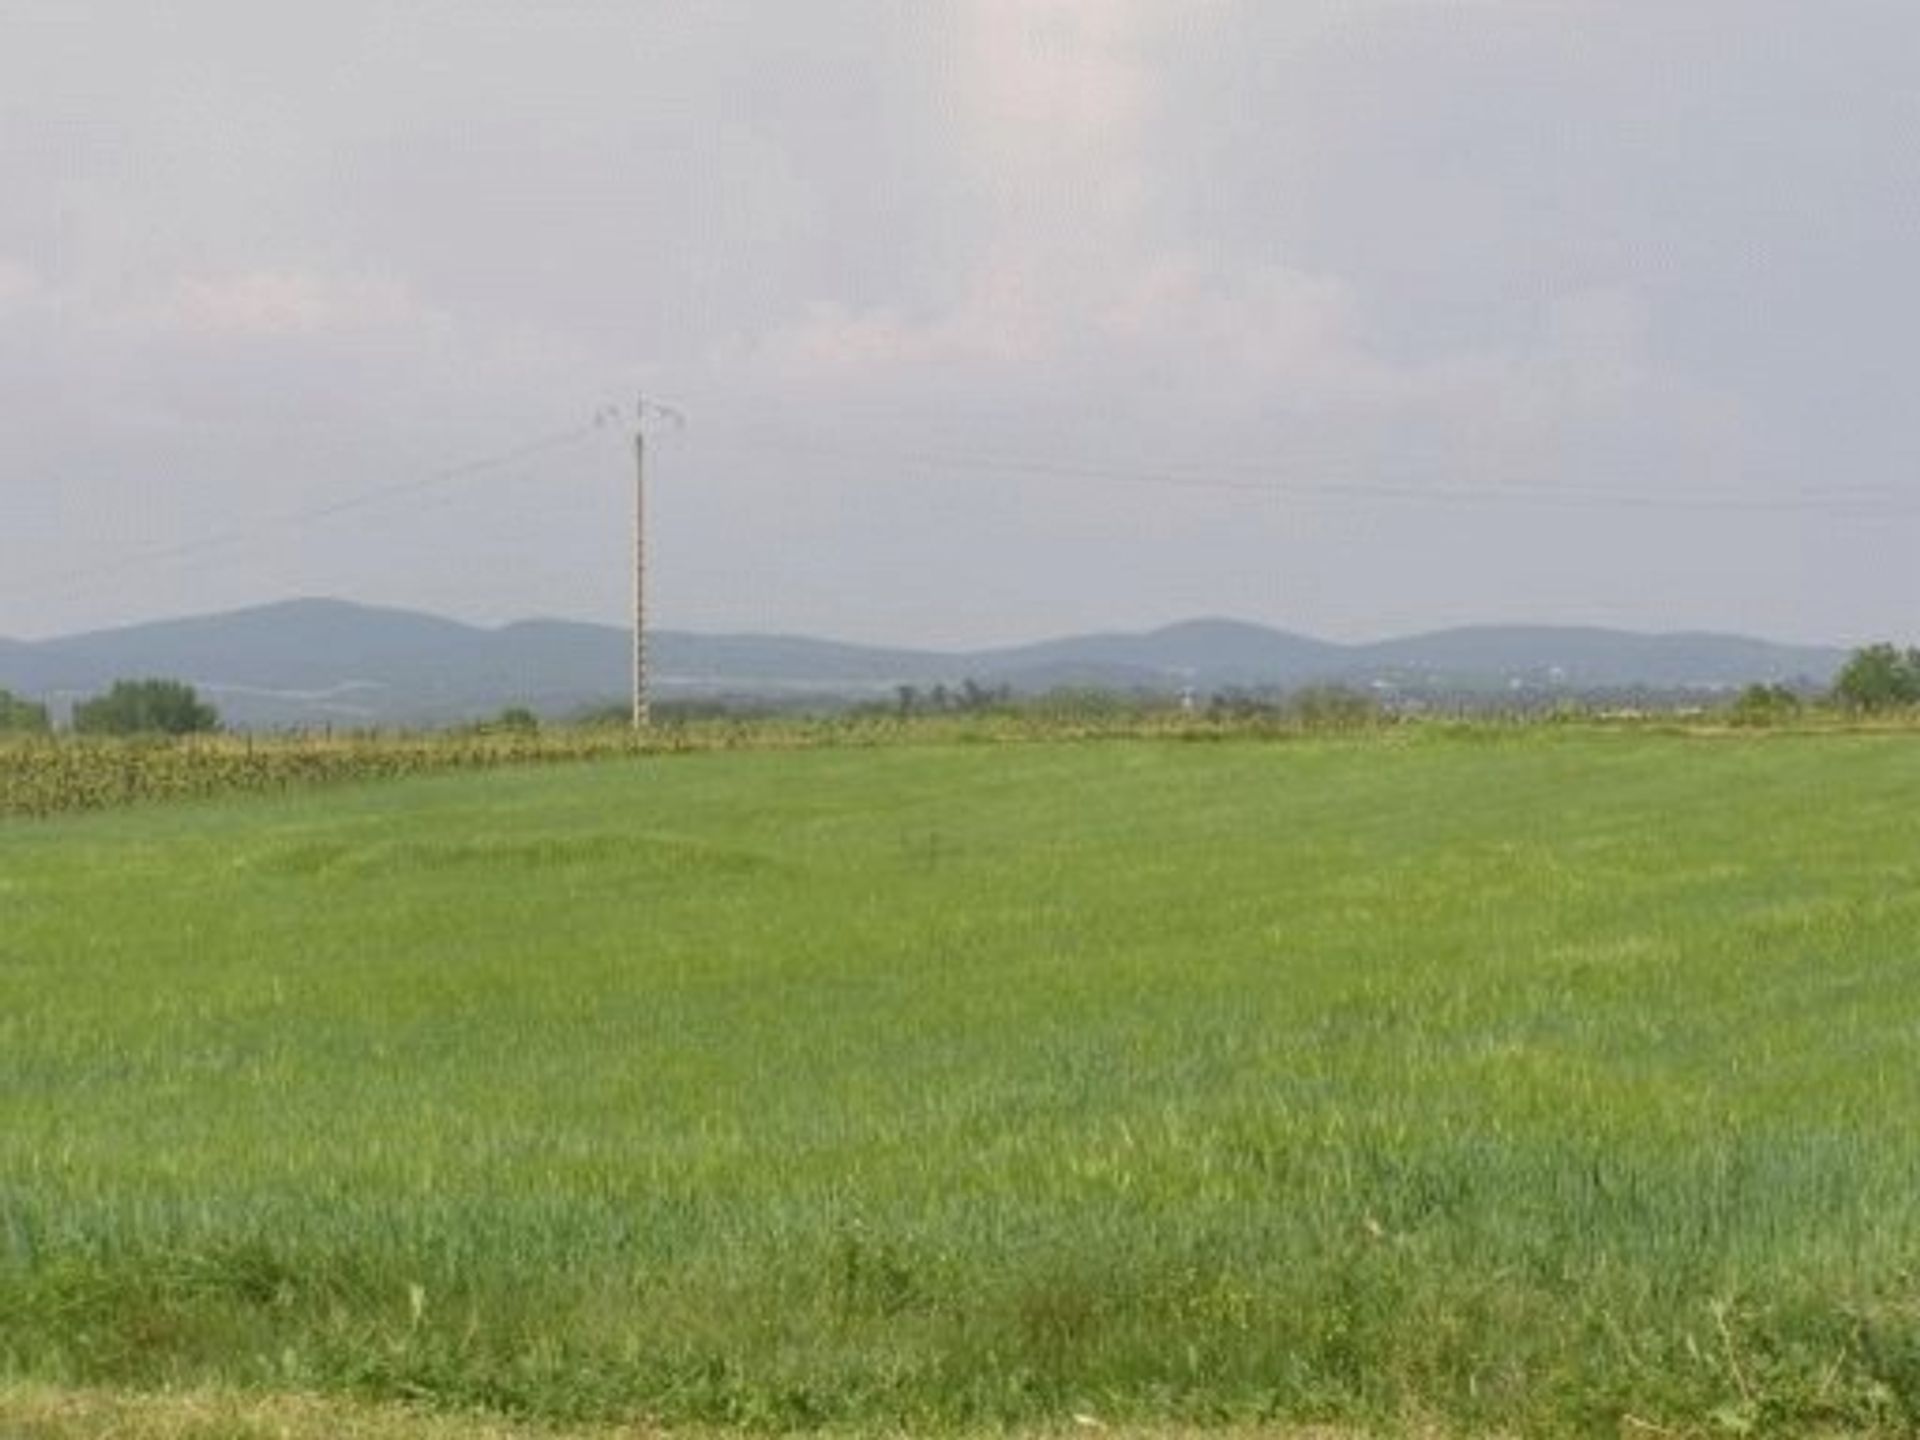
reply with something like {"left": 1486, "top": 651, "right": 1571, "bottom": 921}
{"left": 2, "top": 593, "right": 1861, "bottom": 656}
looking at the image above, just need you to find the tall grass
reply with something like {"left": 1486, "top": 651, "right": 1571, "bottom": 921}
{"left": 4, "top": 730, "right": 1920, "bottom": 1433}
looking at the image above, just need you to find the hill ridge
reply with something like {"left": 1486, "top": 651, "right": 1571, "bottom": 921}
{"left": 0, "top": 597, "right": 1850, "bottom": 727}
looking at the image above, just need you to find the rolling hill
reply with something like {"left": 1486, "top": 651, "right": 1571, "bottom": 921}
{"left": 0, "top": 598, "right": 1850, "bottom": 728}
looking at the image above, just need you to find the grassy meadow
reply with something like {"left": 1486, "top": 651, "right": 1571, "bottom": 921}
{"left": 4, "top": 728, "right": 1920, "bottom": 1435}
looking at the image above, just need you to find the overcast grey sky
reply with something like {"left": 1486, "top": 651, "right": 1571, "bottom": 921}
{"left": 3, "top": 1, "right": 1915, "bottom": 646}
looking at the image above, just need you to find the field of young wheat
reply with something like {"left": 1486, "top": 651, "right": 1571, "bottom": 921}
{"left": 4, "top": 729, "right": 1919, "bottom": 1436}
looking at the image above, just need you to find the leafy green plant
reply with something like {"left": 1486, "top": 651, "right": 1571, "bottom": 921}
{"left": 71, "top": 678, "right": 221, "bottom": 736}
{"left": 1728, "top": 683, "right": 1804, "bottom": 727}
{"left": 0, "top": 687, "right": 50, "bottom": 735}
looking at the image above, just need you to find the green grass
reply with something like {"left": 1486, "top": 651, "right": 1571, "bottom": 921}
{"left": 0, "top": 1383, "right": 1374, "bottom": 1440}
{"left": 0, "top": 1381, "right": 654, "bottom": 1439}
{"left": 4, "top": 729, "right": 1920, "bottom": 1435}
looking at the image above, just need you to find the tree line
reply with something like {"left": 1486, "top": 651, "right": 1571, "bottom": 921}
{"left": 1828, "top": 643, "right": 1920, "bottom": 711}
{"left": 0, "top": 678, "right": 222, "bottom": 737}
{"left": 3, "top": 643, "right": 1920, "bottom": 738}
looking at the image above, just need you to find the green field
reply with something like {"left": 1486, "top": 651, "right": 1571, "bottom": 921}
{"left": 5, "top": 729, "right": 1920, "bottom": 1435}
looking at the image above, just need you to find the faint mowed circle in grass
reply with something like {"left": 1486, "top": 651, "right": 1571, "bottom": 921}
{"left": 4, "top": 731, "right": 1920, "bottom": 1434}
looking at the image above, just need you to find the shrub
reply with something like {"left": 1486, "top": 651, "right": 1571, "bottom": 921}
{"left": 1291, "top": 685, "right": 1383, "bottom": 730}
{"left": 1728, "top": 683, "right": 1804, "bottom": 727}
{"left": 0, "top": 687, "right": 51, "bottom": 735}
{"left": 72, "top": 679, "right": 220, "bottom": 736}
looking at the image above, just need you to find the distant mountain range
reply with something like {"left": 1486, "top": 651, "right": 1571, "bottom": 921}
{"left": 0, "top": 598, "right": 1849, "bottom": 729}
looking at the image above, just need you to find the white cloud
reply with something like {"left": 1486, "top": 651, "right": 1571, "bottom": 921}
{"left": 749, "top": 3, "right": 1376, "bottom": 399}
{"left": 0, "top": 257, "right": 44, "bottom": 312}
{"left": 153, "top": 270, "right": 427, "bottom": 340}
{"left": 962, "top": 0, "right": 1160, "bottom": 160}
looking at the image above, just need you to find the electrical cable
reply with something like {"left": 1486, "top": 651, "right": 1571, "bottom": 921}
{"left": 699, "top": 430, "right": 1920, "bottom": 517}
{"left": 1, "top": 415, "right": 616, "bottom": 610}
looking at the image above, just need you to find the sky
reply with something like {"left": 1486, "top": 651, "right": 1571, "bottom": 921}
{"left": 2, "top": 0, "right": 1916, "bottom": 648}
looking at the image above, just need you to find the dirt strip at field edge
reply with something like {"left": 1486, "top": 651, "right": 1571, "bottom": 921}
{"left": 0, "top": 1385, "right": 1444, "bottom": 1440}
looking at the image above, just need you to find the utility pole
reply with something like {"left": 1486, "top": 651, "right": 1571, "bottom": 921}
{"left": 631, "top": 396, "right": 684, "bottom": 732}
{"left": 632, "top": 420, "right": 648, "bottom": 730}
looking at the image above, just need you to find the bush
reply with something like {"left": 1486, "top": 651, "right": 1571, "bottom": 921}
{"left": 0, "top": 687, "right": 50, "bottom": 735}
{"left": 1021, "top": 687, "right": 1155, "bottom": 723}
{"left": 1206, "top": 688, "right": 1286, "bottom": 722}
{"left": 1729, "top": 683, "right": 1804, "bottom": 727}
{"left": 1291, "top": 685, "right": 1383, "bottom": 730}
{"left": 72, "top": 679, "right": 220, "bottom": 737}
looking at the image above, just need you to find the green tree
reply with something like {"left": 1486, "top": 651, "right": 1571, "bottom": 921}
{"left": 0, "top": 687, "right": 51, "bottom": 735}
{"left": 1831, "top": 644, "right": 1920, "bottom": 712}
{"left": 72, "top": 678, "right": 221, "bottom": 736}
{"left": 1729, "top": 682, "right": 1803, "bottom": 727}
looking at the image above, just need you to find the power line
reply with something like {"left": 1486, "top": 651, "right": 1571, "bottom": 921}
{"left": 702, "top": 429, "right": 1919, "bottom": 517}
{"left": 11, "top": 409, "right": 1914, "bottom": 640}
{"left": 2, "top": 415, "right": 615, "bottom": 608}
